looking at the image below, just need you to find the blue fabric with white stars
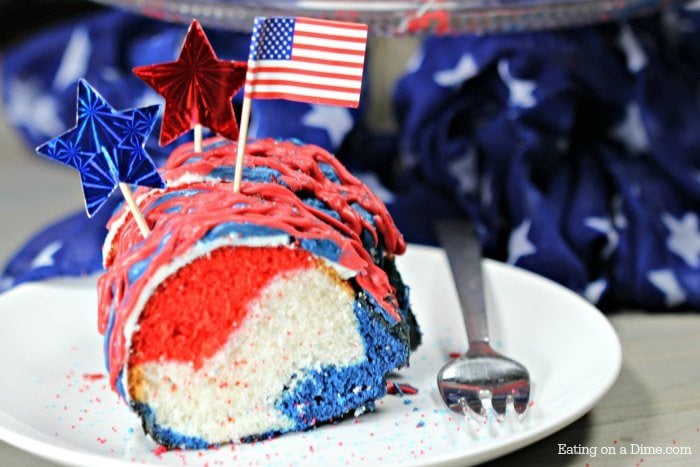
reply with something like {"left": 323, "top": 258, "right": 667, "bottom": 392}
{"left": 2, "top": 8, "right": 700, "bottom": 310}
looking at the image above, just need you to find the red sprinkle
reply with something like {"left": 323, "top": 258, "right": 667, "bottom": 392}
{"left": 387, "top": 381, "right": 419, "bottom": 396}
{"left": 153, "top": 446, "right": 168, "bottom": 457}
{"left": 82, "top": 373, "right": 105, "bottom": 381}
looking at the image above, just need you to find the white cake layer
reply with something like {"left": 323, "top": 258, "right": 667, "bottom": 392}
{"left": 130, "top": 265, "right": 366, "bottom": 443}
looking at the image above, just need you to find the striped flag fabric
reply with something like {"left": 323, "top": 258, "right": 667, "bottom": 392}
{"left": 245, "top": 17, "right": 368, "bottom": 108}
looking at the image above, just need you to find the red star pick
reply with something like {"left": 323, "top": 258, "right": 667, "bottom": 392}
{"left": 133, "top": 20, "right": 247, "bottom": 146}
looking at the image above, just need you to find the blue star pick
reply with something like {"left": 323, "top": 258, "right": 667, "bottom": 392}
{"left": 37, "top": 79, "right": 165, "bottom": 217}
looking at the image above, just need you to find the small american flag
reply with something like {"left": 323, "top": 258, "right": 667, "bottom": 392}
{"left": 245, "top": 17, "right": 368, "bottom": 108}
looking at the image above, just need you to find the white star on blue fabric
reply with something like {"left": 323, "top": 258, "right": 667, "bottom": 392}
{"left": 611, "top": 102, "right": 649, "bottom": 154}
{"left": 507, "top": 219, "right": 537, "bottom": 265}
{"left": 662, "top": 212, "right": 700, "bottom": 267}
{"left": 497, "top": 60, "right": 537, "bottom": 108}
{"left": 584, "top": 216, "right": 619, "bottom": 259}
{"left": 53, "top": 27, "right": 91, "bottom": 90}
{"left": 447, "top": 146, "right": 478, "bottom": 195}
{"left": 434, "top": 53, "right": 478, "bottom": 88}
{"left": 584, "top": 278, "right": 608, "bottom": 304}
{"left": 617, "top": 24, "right": 647, "bottom": 74}
{"left": 647, "top": 269, "right": 686, "bottom": 307}
{"left": 36, "top": 79, "right": 165, "bottom": 217}
{"left": 5, "top": 77, "right": 64, "bottom": 138}
{"left": 29, "top": 241, "right": 63, "bottom": 269}
{"left": 301, "top": 105, "right": 353, "bottom": 148}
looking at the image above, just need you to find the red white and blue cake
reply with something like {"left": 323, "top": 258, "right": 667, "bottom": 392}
{"left": 97, "top": 138, "right": 419, "bottom": 449}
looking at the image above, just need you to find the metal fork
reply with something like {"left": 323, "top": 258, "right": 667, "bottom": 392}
{"left": 435, "top": 219, "right": 531, "bottom": 416}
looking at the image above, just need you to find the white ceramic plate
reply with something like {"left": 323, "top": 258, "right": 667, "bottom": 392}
{"left": 0, "top": 245, "right": 621, "bottom": 466}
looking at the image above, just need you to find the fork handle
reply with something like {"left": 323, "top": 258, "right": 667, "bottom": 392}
{"left": 435, "top": 219, "right": 490, "bottom": 346}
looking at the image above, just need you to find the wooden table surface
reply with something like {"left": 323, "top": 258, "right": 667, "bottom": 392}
{"left": 0, "top": 112, "right": 698, "bottom": 466}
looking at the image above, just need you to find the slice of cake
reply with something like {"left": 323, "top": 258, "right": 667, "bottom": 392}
{"left": 97, "top": 138, "right": 419, "bottom": 449}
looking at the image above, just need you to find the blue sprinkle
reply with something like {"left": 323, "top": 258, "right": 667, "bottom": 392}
{"left": 416, "top": 421, "right": 425, "bottom": 428}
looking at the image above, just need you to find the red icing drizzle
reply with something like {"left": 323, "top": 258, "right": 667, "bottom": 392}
{"left": 98, "top": 138, "right": 406, "bottom": 391}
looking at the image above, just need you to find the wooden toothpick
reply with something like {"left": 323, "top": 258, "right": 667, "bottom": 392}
{"left": 233, "top": 95, "right": 252, "bottom": 194}
{"left": 194, "top": 123, "right": 203, "bottom": 153}
{"left": 118, "top": 182, "right": 150, "bottom": 237}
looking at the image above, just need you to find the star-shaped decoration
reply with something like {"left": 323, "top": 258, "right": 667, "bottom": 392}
{"left": 434, "top": 53, "right": 478, "bottom": 88}
{"left": 611, "top": 102, "right": 649, "bottom": 155}
{"left": 584, "top": 278, "right": 607, "bottom": 304}
{"left": 6, "top": 77, "right": 63, "bottom": 138}
{"left": 507, "top": 219, "right": 537, "bottom": 265}
{"left": 447, "top": 146, "right": 478, "bottom": 195}
{"left": 647, "top": 269, "right": 686, "bottom": 307}
{"left": 29, "top": 240, "right": 63, "bottom": 269}
{"left": 133, "top": 20, "right": 247, "bottom": 146}
{"left": 53, "top": 27, "right": 91, "bottom": 90}
{"left": 661, "top": 212, "right": 700, "bottom": 267}
{"left": 301, "top": 105, "right": 354, "bottom": 148}
{"left": 497, "top": 60, "right": 537, "bottom": 109}
{"left": 37, "top": 79, "right": 165, "bottom": 217}
{"left": 617, "top": 24, "right": 647, "bottom": 74}
{"left": 583, "top": 216, "right": 620, "bottom": 259}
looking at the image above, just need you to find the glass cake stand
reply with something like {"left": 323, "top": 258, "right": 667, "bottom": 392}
{"left": 93, "top": 0, "right": 687, "bottom": 35}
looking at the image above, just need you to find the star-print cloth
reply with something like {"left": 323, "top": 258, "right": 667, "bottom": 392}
{"left": 2, "top": 9, "right": 699, "bottom": 310}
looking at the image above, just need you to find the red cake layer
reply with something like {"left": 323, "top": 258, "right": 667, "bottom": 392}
{"left": 130, "top": 246, "right": 316, "bottom": 369}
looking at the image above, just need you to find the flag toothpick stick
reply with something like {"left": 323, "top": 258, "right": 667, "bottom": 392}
{"left": 194, "top": 123, "right": 203, "bottom": 153}
{"left": 233, "top": 96, "right": 252, "bottom": 193}
{"left": 119, "top": 182, "right": 150, "bottom": 237}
